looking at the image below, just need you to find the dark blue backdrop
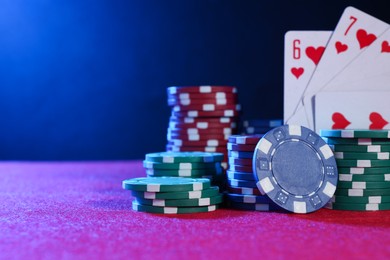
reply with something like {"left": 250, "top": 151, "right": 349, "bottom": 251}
{"left": 0, "top": 0, "right": 388, "bottom": 160}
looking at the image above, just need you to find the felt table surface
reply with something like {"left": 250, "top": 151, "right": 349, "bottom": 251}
{"left": 1, "top": 161, "right": 390, "bottom": 259}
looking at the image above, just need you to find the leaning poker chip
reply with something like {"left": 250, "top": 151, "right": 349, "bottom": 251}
{"left": 134, "top": 194, "right": 223, "bottom": 207}
{"left": 145, "top": 151, "right": 223, "bottom": 164}
{"left": 227, "top": 201, "right": 283, "bottom": 211}
{"left": 227, "top": 170, "right": 256, "bottom": 181}
{"left": 172, "top": 104, "right": 241, "bottom": 112}
{"left": 337, "top": 181, "right": 390, "bottom": 189}
{"left": 243, "top": 119, "right": 283, "bottom": 128}
{"left": 320, "top": 129, "right": 390, "bottom": 138}
{"left": 331, "top": 195, "right": 390, "bottom": 204}
{"left": 228, "top": 135, "right": 264, "bottom": 145}
{"left": 168, "top": 127, "right": 234, "bottom": 135}
{"left": 334, "top": 151, "right": 390, "bottom": 160}
{"left": 336, "top": 159, "right": 390, "bottom": 167}
{"left": 225, "top": 193, "right": 273, "bottom": 204}
{"left": 253, "top": 125, "right": 338, "bottom": 213}
{"left": 131, "top": 186, "right": 220, "bottom": 200}
{"left": 322, "top": 137, "right": 390, "bottom": 145}
{"left": 330, "top": 144, "right": 390, "bottom": 153}
{"left": 228, "top": 164, "right": 253, "bottom": 173}
{"left": 228, "top": 179, "right": 257, "bottom": 188}
{"left": 335, "top": 188, "right": 390, "bottom": 197}
{"left": 143, "top": 161, "right": 221, "bottom": 170}
{"left": 171, "top": 110, "right": 240, "bottom": 118}
{"left": 339, "top": 173, "right": 390, "bottom": 182}
{"left": 167, "top": 85, "right": 237, "bottom": 94}
{"left": 227, "top": 186, "right": 262, "bottom": 195}
{"left": 227, "top": 143, "right": 256, "bottom": 152}
{"left": 228, "top": 150, "right": 254, "bottom": 159}
{"left": 325, "top": 202, "right": 390, "bottom": 211}
{"left": 132, "top": 201, "right": 218, "bottom": 214}
{"left": 122, "top": 177, "right": 210, "bottom": 192}
{"left": 338, "top": 167, "right": 390, "bottom": 175}
{"left": 228, "top": 158, "right": 252, "bottom": 166}
{"left": 168, "top": 139, "right": 227, "bottom": 147}
{"left": 169, "top": 121, "right": 237, "bottom": 129}
{"left": 168, "top": 98, "right": 237, "bottom": 107}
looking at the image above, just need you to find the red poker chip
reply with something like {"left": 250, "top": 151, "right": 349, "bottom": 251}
{"left": 167, "top": 98, "right": 238, "bottom": 107}
{"left": 168, "top": 127, "right": 235, "bottom": 135}
{"left": 228, "top": 157, "right": 252, "bottom": 166}
{"left": 172, "top": 104, "right": 241, "bottom": 112}
{"left": 228, "top": 164, "right": 253, "bottom": 173}
{"left": 167, "top": 85, "right": 237, "bottom": 95}
{"left": 171, "top": 110, "right": 240, "bottom": 118}
{"left": 169, "top": 121, "right": 238, "bottom": 130}
{"left": 169, "top": 116, "right": 236, "bottom": 124}
{"left": 228, "top": 134, "right": 263, "bottom": 145}
{"left": 227, "top": 186, "right": 262, "bottom": 196}
{"left": 168, "top": 139, "right": 228, "bottom": 147}
{"left": 227, "top": 143, "right": 256, "bottom": 152}
{"left": 167, "top": 133, "right": 230, "bottom": 141}
{"left": 167, "top": 92, "right": 238, "bottom": 101}
{"left": 166, "top": 145, "right": 228, "bottom": 154}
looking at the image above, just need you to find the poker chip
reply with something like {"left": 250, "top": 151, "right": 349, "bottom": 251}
{"left": 227, "top": 143, "right": 256, "bottom": 152}
{"left": 334, "top": 151, "right": 390, "bottom": 160}
{"left": 167, "top": 133, "right": 230, "bottom": 141}
{"left": 227, "top": 186, "right": 262, "bottom": 195}
{"left": 226, "top": 201, "right": 284, "bottom": 212}
{"left": 171, "top": 110, "right": 240, "bottom": 118}
{"left": 167, "top": 85, "right": 237, "bottom": 94}
{"left": 335, "top": 188, "right": 390, "bottom": 197}
{"left": 337, "top": 181, "right": 390, "bottom": 189}
{"left": 172, "top": 104, "right": 241, "bottom": 112}
{"left": 243, "top": 119, "right": 283, "bottom": 128}
{"left": 168, "top": 127, "right": 234, "bottom": 135}
{"left": 325, "top": 202, "right": 390, "bottom": 211}
{"left": 168, "top": 98, "right": 237, "bottom": 107}
{"left": 228, "top": 157, "right": 252, "bottom": 166}
{"left": 169, "top": 116, "right": 235, "bottom": 124}
{"left": 228, "top": 134, "right": 263, "bottom": 145}
{"left": 254, "top": 125, "right": 338, "bottom": 213}
{"left": 228, "top": 164, "right": 253, "bottom": 173}
{"left": 166, "top": 145, "right": 228, "bottom": 154}
{"left": 330, "top": 144, "right": 390, "bottom": 153}
{"left": 145, "top": 152, "right": 224, "bottom": 163}
{"left": 243, "top": 126, "right": 274, "bottom": 134}
{"left": 336, "top": 159, "right": 390, "bottom": 168}
{"left": 331, "top": 195, "right": 390, "bottom": 204}
{"left": 145, "top": 167, "right": 223, "bottom": 177}
{"left": 227, "top": 178, "right": 257, "bottom": 188}
{"left": 228, "top": 150, "right": 254, "bottom": 159}
{"left": 132, "top": 201, "right": 219, "bottom": 214}
{"left": 227, "top": 170, "right": 256, "bottom": 181}
{"left": 225, "top": 193, "right": 273, "bottom": 204}
{"left": 168, "top": 139, "right": 228, "bottom": 147}
{"left": 339, "top": 173, "right": 390, "bottom": 182}
{"left": 131, "top": 186, "right": 220, "bottom": 200}
{"left": 167, "top": 92, "right": 238, "bottom": 101}
{"left": 320, "top": 129, "right": 390, "bottom": 138}
{"left": 338, "top": 167, "right": 390, "bottom": 174}
{"left": 135, "top": 194, "right": 223, "bottom": 207}
{"left": 169, "top": 121, "right": 237, "bottom": 129}
{"left": 143, "top": 160, "right": 221, "bottom": 170}
{"left": 122, "top": 177, "right": 211, "bottom": 192}
{"left": 322, "top": 137, "right": 390, "bottom": 145}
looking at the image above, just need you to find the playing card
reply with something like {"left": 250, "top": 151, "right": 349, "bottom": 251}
{"left": 301, "top": 6, "right": 389, "bottom": 128}
{"left": 322, "top": 27, "right": 390, "bottom": 92}
{"left": 284, "top": 31, "right": 332, "bottom": 126}
{"left": 315, "top": 91, "right": 390, "bottom": 131}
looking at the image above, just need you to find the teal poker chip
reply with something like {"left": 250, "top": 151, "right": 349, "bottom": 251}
{"left": 335, "top": 188, "right": 390, "bottom": 197}
{"left": 331, "top": 195, "right": 390, "bottom": 204}
{"left": 337, "top": 180, "right": 390, "bottom": 189}
{"left": 134, "top": 194, "right": 223, "bottom": 207}
{"left": 145, "top": 151, "right": 224, "bottom": 163}
{"left": 320, "top": 129, "right": 390, "bottom": 139}
{"left": 330, "top": 144, "right": 390, "bottom": 153}
{"left": 323, "top": 137, "right": 390, "bottom": 145}
{"left": 325, "top": 202, "right": 390, "bottom": 211}
{"left": 132, "top": 201, "right": 219, "bottom": 214}
{"left": 339, "top": 173, "right": 390, "bottom": 182}
{"left": 122, "top": 177, "right": 210, "bottom": 192}
{"left": 143, "top": 160, "right": 221, "bottom": 170}
{"left": 131, "top": 186, "right": 220, "bottom": 199}
{"left": 336, "top": 159, "right": 390, "bottom": 167}
{"left": 334, "top": 151, "right": 390, "bottom": 160}
{"left": 338, "top": 167, "right": 390, "bottom": 175}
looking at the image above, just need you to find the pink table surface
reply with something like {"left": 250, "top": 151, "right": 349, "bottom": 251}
{"left": 1, "top": 161, "right": 390, "bottom": 259}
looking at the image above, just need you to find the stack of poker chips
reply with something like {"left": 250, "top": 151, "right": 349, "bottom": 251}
{"left": 143, "top": 151, "right": 225, "bottom": 187}
{"left": 166, "top": 86, "right": 241, "bottom": 168}
{"left": 321, "top": 129, "right": 390, "bottom": 211}
{"left": 123, "top": 177, "right": 222, "bottom": 214}
{"left": 240, "top": 119, "right": 283, "bottom": 135}
{"left": 225, "top": 134, "right": 281, "bottom": 211}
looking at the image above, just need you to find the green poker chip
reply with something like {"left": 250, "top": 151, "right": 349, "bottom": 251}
{"left": 323, "top": 137, "right": 390, "bottom": 145}
{"left": 145, "top": 152, "right": 224, "bottom": 163}
{"left": 132, "top": 201, "right": 219, "bottom": 214}
{"left": 145, "top": 166, "right": 223, "bottom": 177}
{"left": 339, "top": 173, "right": 390, "bottom": 182}
{"left": 336, "top": 159, "right": 390, "bottom": 167}
{"left": 338, "top": 167, "right": 390, "bottom": 174}
{"left": 122, "top": 177, "right": 210, "bottom": 192}
{"left": 337, "top": 181, "right": 390, "bottom": 189}
{"left": 330, "top": 144, "right": 390, "bottom": 153}
{"left": 326, "top": 202, "right": 390, "bottom": 211}
{"left": 335, "top": 188, "right": 390, "bottom": 197}
{"left": 143, "top": 160, "right": 221, "bottom": 170}
{"left": 134, "top": 194, "right": 223, "bottom": 207}
{"left": 334, "top": 151, "right": 390, "bottom": 160}
{"left": 321, "top": 129, "right": 390, "bottom": 139}
{"left": 131, "top": 186, "right": 220, "bottom": 199}
{"left": 331, "top": 195, "right": 390, "bottom": 204}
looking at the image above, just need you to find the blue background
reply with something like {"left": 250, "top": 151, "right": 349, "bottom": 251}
{"left": 0, "top": 0, "right": 388, "bottom": 160}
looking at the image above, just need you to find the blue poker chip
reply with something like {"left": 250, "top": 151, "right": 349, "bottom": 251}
{"left": 243, "top": 119, "right": 283, "bottom": 128}
{"left": 227, "top": 200, "right": 284, "bottom": 211}
{"left": 243, "top": 126, "right": 274, "bottom": 135}
{"left": 226, "top": 170, "right": 256, "bottom": 181}
{"left": 253, "top": 125, "right": 338, "bottom": 214}
{"left": 225, "top": 193, "right": 273, "bottom": 204}
{"left": 227, "top": 178, "right": 257, "bottom": 188}
{"left": 228, "top": 150, "right": 254, "bottom": 159}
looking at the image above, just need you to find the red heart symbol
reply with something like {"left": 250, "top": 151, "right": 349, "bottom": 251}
{"left": 369, "top": 112, "right": 388, "bottom": 129}
{"left": 356, "top": 29, "right": 377, "bottom": 49}
{"left": 381, "top": 41, "right": 390, "bottom": 53}
{"left": 335, "top": 41, "right": 348, "bottom": 54}
{"left": 291, "top": 67, "right": 304, "bottom": 79}
{"left": 305, "top": 46, "right": 325, "bottom": 65}
{"left": 332, "top": 112, "right": 351, "bottom": 129}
